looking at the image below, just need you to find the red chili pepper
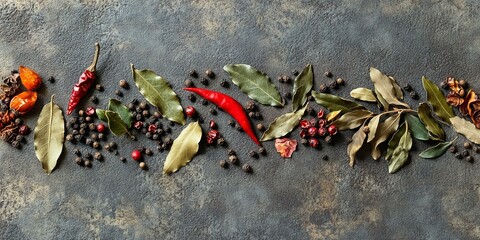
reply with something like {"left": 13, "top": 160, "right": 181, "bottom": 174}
{"left": 67, "top": 43, "right": 100, "bottom": 115}
{"left": 184, "top": 87, "right": 260, "bottom": 145}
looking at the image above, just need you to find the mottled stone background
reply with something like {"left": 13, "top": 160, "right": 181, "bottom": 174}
{"left": 1, "top": 0, "right": 480, "bottom": 239}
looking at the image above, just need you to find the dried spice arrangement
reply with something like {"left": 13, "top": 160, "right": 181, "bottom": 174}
{"left": 5, "top": 43, "right": 480, "bottom": 176}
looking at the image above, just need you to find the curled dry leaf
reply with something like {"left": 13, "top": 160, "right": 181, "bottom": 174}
{"left": 417, "top": 103, "right": 444, "bottom": 140}
{"left": 34, "top": 95, "right": 64, "bottom": 175}
{"left": 388, "top": 76, "right": 404, "bottom": 100}
{"left": 292, "top": 64, "right": 313, "bottom": 111}
{"left": 366, "top": 114, "right": 380, "bottom": 142}
{"left": 223, "top": 64, "right": 283, "bottom": 107}
{"left": 274, "top": 138, "right": 297, "bottom": 158}
{"left": 350, "top": 88, "right": 377, "bottom": 102}
{"left": 326, "top": 110, "right": 341, "bottom": 122}
{"left": 375, "top": 88, "right": 389, "bottom": 110}
{"left": 164, "top": 121, "right": 202, "bottom": 174}
{"left": 331, "top": 109, "right": 372, "bottom": 131}
{"left": 261, "top": 105, "right": 307, "bottom": 141}
{"left": 450, "top": 116, "right": 480, "bottom": 144}
{"left": 422, "top": 76, "right": 454, "bottom": 123}
{"left": 311, "top": 91, "right": 364, "bottom": 112}
{"left": 369, "top": 67, "right": 408, "bottom": 108}
{"left": 370, "top": 113, "right": 401, "bottom": 160}
{"left": 347, "top": 123, "right": 367, "bottom": 167}
{"left": 387, "top": 122, "right": 412, "bottom": 174}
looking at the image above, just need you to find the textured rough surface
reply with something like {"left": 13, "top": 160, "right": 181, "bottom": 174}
{"left": 1, "top": 0, "right": 480, "bottom": 239}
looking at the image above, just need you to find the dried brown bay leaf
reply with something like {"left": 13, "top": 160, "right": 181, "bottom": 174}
{"left": 370, "top": 113, "right": 401, "bottom": 160}
{"left": 224, "top": 64, "right": 283, "bottom": 107}
{"left": 347, "top": 123, "right": 367, "bottom": 167}
{"left": 292, "top": 64, "right": 313, "bottom": 111}
{"left": 350, "top": 88, "right": 377, "bottom": 102}
{"left": 417, "top": 102, "right": 444, "bottom": 140}
{"left": 34, "top": 95, "right": 65, "bottom": 175}
{"left": 422, "top": 76, "right": 454, "bottom": 123}
{"left": 370, "top": 67, "right": 408, "bottom": 108}
{"left": 332, "top": 109, "right": 372, "bottom": 130}
{"left": 131, "top": 64, "right": 185, "bottom": 125}
{"left": 312, "top": 91, "right": 364, "bottom": 112}
{"left": 450, "top": 116, "right": 480, "bottom": 144}
{"left": 366, "top": 114, "right": 381, "bottom": 142}
{"left": 387, "top": 122, "right": 412, "bottom": 174}
{"left": 164, "top": 121, "right": 202, "bottom": 174}
{"left": 261, "top": 105, "right": 308, "bottom": 141}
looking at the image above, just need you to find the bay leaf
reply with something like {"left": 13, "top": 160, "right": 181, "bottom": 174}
{"left": 388, "top": 76, "right": 404, "bottom": 99}
{"left": 108, "top": 99, "right": 133, "bottom": 128}
{"left": 419, "top": 137, "right": 457, "bottom": 159}
{"left": 96, "top": 109, "right": 107, "bottom": 122}
{"left": 131, "top": 64, "right": 185, "bottom": 125}
{"left": 332, "top": 109, "right": 372, "bottom": 130}
{"left": 369, "top": 67, "right": 409, "bottom": 108}
{"left": 34, "top": 95, "right": 64, "bottom": 175}
{"left": 105, "top": 110, "right": 130, "bottom": 136}
{"left": 347, "top": 123, "right": 367, "bottom": 167}
{"left": 417, "top": 102, "right": 444, "bottom": 140}
{"left": 164, "top": 121, "right": 202, "bottom": 174}
{"left": 375, "top": 88, "right": 389, "bottom": 110}
{"left": 404, "top": 113, "right": 429, "bottom": 141}
{"left": 311, "top": 91, "right": 364, "bottom": 112}
{"left": 350, "top": 88, "right": 377, "bottom": 102}
{"left": 387, "top": 122, "right": 412, "bottom": 174}
{"left": 450, "top": 116, "right": 480, "bottom": 144}
{"left": 326, "top": 110, "right": 342, "bottom": 122}
{"left": 366, "top": 114, "right": 381, "bottom": 142}
{"left": 370, "top": 113, "right": 401, "bottom": 160}
{"left": 261, "top": 105, "right": 307, "bottom": 141}
{"left": 386, "top": 123, "right": 407, "bottom": 160}
{"left": 422, "top": 76, "right": 454, "bottom": 123}
{"left": 292, "top": 64, "right": 313, "bottom": 111}
{"left": 223, "top": 64, "right": 283, "bottom": 107}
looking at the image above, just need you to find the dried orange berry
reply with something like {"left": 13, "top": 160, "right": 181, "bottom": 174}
{"left": 19, "top": 65, "right": 42, "bottom": 91}
{"left": 10, "top": 91, "right": 37, "bottom": 115}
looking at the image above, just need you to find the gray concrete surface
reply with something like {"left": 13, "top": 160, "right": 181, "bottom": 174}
{"left": 1, "top": 0, "right": 480, "bottom": 239}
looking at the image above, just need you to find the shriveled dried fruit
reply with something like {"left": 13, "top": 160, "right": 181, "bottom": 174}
{"left": 274, "top": 138, "right": 297, "bottom": 158}
{"left": 9, "top": 91, "right": 37, "bottom": 115}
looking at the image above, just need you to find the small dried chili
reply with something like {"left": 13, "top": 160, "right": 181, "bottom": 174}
{"left": 67, "top": 43, "right": 100, "bottom": 115}
{"left": 184, "top": 87, "right": 260, "bottom": 145}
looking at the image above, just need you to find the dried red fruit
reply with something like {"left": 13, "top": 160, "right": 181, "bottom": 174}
{"left": 96, "top": 123, "right": 106, "bottom": 133}
{"left": 18, "top": 124, "right": 30, "bottom": 135}
{"left": 309, "top": 138, "right": 319, "bottom": 148}
{"left": 318, "top": 118, "right": 326, "bottom": 127}
{"left": 317, "top": 109, "right": 325, "bottom": 119}
{"left": 308, "top": 127, "right": 317, "bottom": 137}
{"left": 134, "top": 121, "right": 143, "bottom": 130}
{"left": 85, "top": 106, "right": 96, "bottom": 116}
{"left": 209, "top": 120, "right": 217, "bottom": 129}
{"left": 19, "top": 65, "right": 43, "bottom": 91}
{"left": 207, "top": 129, "right": 220, "bottom": 140}
{"left": 328, "top": 125, "right": 338, "bottom": 136}
{"left": 9, "top": 91, "right": 37, "bottom": 115}
{"left": 317, "top": 127, "right": 327, "bottom": 137}
{"left": 148, "top": 124, "right": 157, "bottom": 133}
{"left": 274, "top": 138, "right": 297, "bottom": 158}
{"left": 185, "top": 106, "right": 196, "bottom": 117}
{"left": 299, "top": 129, "right": 308, "bottom": 139}
{"left": 300, "top": 119, "right": 311, "bottom": 129}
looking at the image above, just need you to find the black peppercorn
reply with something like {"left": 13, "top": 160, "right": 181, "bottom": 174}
{"left": 145, "top": 148, "right": 153, "bottom": 156}
{"left": 48, "top": 76, "right": 55, "bottom": 83}
{"left": 94, "top": 152, "right": 102, "bottom": 160}
{"left": 74, "top": 134, "right": 84, "bottom": 142}
{"left": 136, "top": 114, "right": 143, "bottom": 121}
{"left": 319, "top": 84, "right": 328, "bottom": 93}
{"left": 256, "top": 123, "right": 265, "bottom": 132}
{"left": 11, "top": 140, "right": 20, "bottom": 148}
{"left": 74, "top": 148, "right": 81, "bottom": 156}
{"left": 15, "top": 135, "right": 23, "bottom": 142}
{"left": 95, "top": 84, "right": 104, "bottom": 91}
{"left": 146, "top": 132, "right": 152, "bottom": 139}
{"left": 74, "top": 157, "right": 83, "bottom": 165}
{"left": 108, "top": 142, "right": 117, "bottom": 149}
{"left": 462, "top": 150, "right": 469, "bottom": 157}
{"left": 165, "top": 137, "right": 173, "bottom": 146}
{"left": 228, "top": 149, "right": 236, "bottom": 156}
{"left": 228, "top": 155, "right": 238, "bottom": 165}
{"left": 220, "top": 160, "right": 228, "bottom": 168}
{"left": 85, "top": 138, "right": 93, "bottom": 146}
{"left": 336, "top": 78, "right": 345, "bottom": 85}
{"left": 466, "top": 156, "right": 474, "bottom": 163}
{"left": 120, "top": 157, "right": 127, "bottom": 162}
{"left": 66, "top": 134, "right": 74, "bottom": 142}
{"left": 220, "top": 80, "right": 228, "bottom": 88}
{"left": 189, "top": 69, "right": 198, "bottom": 78}
{"left": 139, "top": 100, "right": 148, "bottom": 110}
{"left": 249, "top": 150, "right": 258, "bottom": 158}
{"left": 403, "top": 84, "right": 412, "bottom": 91}
{"left": 328, "top": 80, "right": 337, "bottom": 89}
{"left": 322, "top": 155, "right": 329, "bottom": 161}
{"left": 246, "top": 101, "right": 256, "bottom": 111}
{"left": 130, "top": 135, "right": 137, "bottom": 141}
{"left": 228, "top": 119, "right": 235, "bottom": 127}
{"left": 188, "top": 94, "right": 196, "bottom": 102}
{"left": 152, "top": 134, "right": 159, "bottom": 140}
{"left": 92, "top": 141, "right": 100, "bottom": 149}
{"left": 84, "top": 160, "right": 92, "bottom": 168}
{"left": 115, "top": 90, "right": 123, "bottom": 97}
{"left": 210, "top": 108, "right": 217, "bottom": 115}
{"left": 156, "top": 128, "right": 164, "bottom": 135}
{"left": 79, "top": 128, "right": 86, "bottom": 135}
{"left": 200, "top": 77, "right": 209, "bottom": 85}
{"left": 458, "top": 79, "right": 467, "bottom": 88}
{"left": 292, "top": 70, "right": 299, "bottom": 76}
{"left": 301, "top": 139, "right": 308, "bottom": 145}
{"left": 235, "top": 124, "right": 243, "bottom": 132}
{"left": 217, "top": 137, "right": 226, "bottom": 146}
{"left": 14, "top": 118, "right": 22, "bottom": 126}
{"left": 464, "top": 142, "right": 472, "bottom": 149}
{"left": 205, "top": 69, "right": 215, "bottom": 78}
{"left": 165, "top": 127, "right": 172, "bottom": 133}
{"left": 259, "top": 147, "right": 266, "bottom": 155}
{"left": 90, "top": 96, "right": 98, "bottom": 104}
{"left": 84, "top": 153, "right": 92, "bottom": 159}
{"left": 325, "top": 135, "right": 332, "bottom": 144}
{"left": 248, "top": 112, "right": 255, "bottom": 118}
{"left": 127, "top": 102, "right": 135, "bottom": 110}
{"left": 324, "top": 71, "right": 332, "bottom": 78}
{"left": 184, "top": 79, "right": 193, "bottom": 87}
{"left": 98, "top": 133, "right": 105, "bottom": 141}
{"left": 142, "top": 110, "right": 150, "bottom": 117}
{"left": 89, "top": 123, "right": 96, "bottom": 131}
{"left": 119, "top": 79, "right": 128, "bottom": 88}
{"left": 277, "top": 75, "right": 285, "bottom": 83}
{"left": 201, "top": 99, "right": 208, "bottom": 105}
{"left": 242, "top": 164, "right": 252, "bottom": 173}
{"left": 409, "top": 91, "right": 419, "bottom": 100}
{"left": 449, "top": 145, "right": 457, "bottom": 153}
{"left": 475, "top": 147, "right": 480, "bottom": 154}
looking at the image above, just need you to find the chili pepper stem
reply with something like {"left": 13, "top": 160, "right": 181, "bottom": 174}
{"left": 86, "top": 43, "right": 100, "bottom": 72}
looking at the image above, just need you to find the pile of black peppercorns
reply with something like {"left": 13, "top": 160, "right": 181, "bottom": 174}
{"left": 450, "top": 141, "right": 477, "bottom": 163}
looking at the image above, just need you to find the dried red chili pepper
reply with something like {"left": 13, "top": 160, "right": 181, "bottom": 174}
{"left": 184, "top": 87, "right": 260, "bottom": 145}
{"left": 67, "top": 43, "right": 100, "bottom": 115}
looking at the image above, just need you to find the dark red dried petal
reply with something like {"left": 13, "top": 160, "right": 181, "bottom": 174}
{"left": 300, "top": 119, "right": 311, "bottom": 129}
{"left": 86, "top": 106, "right": 96, "bottom": 116}
{"left": 207, "top": 129, "right": 220, "bottom": 140}
{"left": 317, "top": 109, "right": 325, "bottom": 119}
{"left": 134, "top": 121, "right": 143, "bottom": 130}
{"left": 148, "top": 124, "right": 157, "bottom": 133}
{"left": 318, "top": 119, "right": 326, "bottom": 127}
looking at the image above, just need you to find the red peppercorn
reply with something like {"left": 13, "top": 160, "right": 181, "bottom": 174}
{"left": 318, "top": 119, "right": 326, "bottom": 127}
{"left": 18, "top": 124, "right": 30, "bottom": 135}
{"left": 209, "top": 120, "right": 217, "bottom": 129}
{"left": 317, "top": 109, "right": 325, "bottom": 119}
{"left": 96, "top": 123, "right": 106, "bottom": 133}
{"left": 131, "top": 150, "right": 142, "bottom": 161}
{"left": 299, "top": 129, "right": 308, "bottom": 139}
{"left": 309, "top": 138, "right": 319, "bottom": 148}
{"left": 85, "top": 107, "right": 96, "bottom": 116}
{"left": 206, "top": 137, "right": 215, "bottom": 145}
{"left": 318, "top": 127, "right": 327, "bottom": 137}
{"left": 148, "top": 124, "right": 157, "bottom": 133}
{"left": 309, "top": 118, "right": 318, "bottom": 127}
{"left": 300, "top": 119, "right": 311, "bottom": 129}
{"left": 328, "top": 125, "right": 338, "bottom": 136}
{"left": 308, "top": 127, "right": 318, "bottom": 137}
{"left": 134, "top": 121, "right": 143, "bottom": 130}
{"left": 185, "top": 106, "right": 196, "bottom": 117}
{"left": 208, "top": 130, "right": 220, "bottom": 140}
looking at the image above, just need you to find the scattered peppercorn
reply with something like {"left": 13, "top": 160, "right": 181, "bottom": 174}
{"left": 11, "top": 141, "right": 20, "bottom": 148}
{"left": 249, "top": 150, "right": 258, "bottom": 158}
{"left": 205, "top": 69, "right": 215, "bottom": 78}
{"left": 74, "top": 148, "right": 81, "bottom": 156}
{"left": 119, "top": 79, "right": 128, "bottom": 88}
{"left": 464, "top": 142, "right": 472, "bottom": 149}
{"left": 104, "top": 144, "right": 111, "bottom": 151}
{"left": 455, "top": 153, "right": 463, "bottom": 159}
{"left": 248, "top": 111, "right": 255, "bottom": 118}
{"left": 228, "top": 155, "right": 238, "bottom": 165}
{"left": 85, "top": 138, "right": 93, "bottom": 146}
{"left": 145, "top": 148, "right": 153, "bottom": 156}
{"left": 325, "top": 135, "right": 333, "bottom": 144}
{"left": 217, "top": 137, "right": 226, "bottom": 146}
{"left": 228, "top": 149, "right": 236, "bottom": 156}
{"left": 98, "top": 133, "right": 105, "bottom": 141}
{"left": 200, "top": 77, "right": 209, "bottom": 85}
{"left": 220, "top": 160, "right": 228, "bottom": 168}
{"left": 336, "top": 78, "right": 345, "bottom": 85}
{"left": 235, "top": 124, "right": 243, "bottom": 132}
{"left": 259, "top": 147, "right": 266, "bottom": 155}
{"left": 403, "top": 84, "right": 412, "bottom": 91}
{"left": 109, "top": 142, "right": 117, "bottom": 149}
{"left": 184, "top": 79, "right": 193, "bottom": 87}
{"left": 449, "top": 145, "right": 457, "bottom": 153}
{"left": 301, "top": 138, "right": 308, "bottom": 145}
{"left": 242, "top": 164, "right": 252, "bottom": 173}
{"left": 210, "top": 108, "right": 217, "bottom": 115}
{"left": 458, "top": 79, "right": 467, "bottom": 88}
{"left": 440, "top": 80, "right": 449, "bottom": 90}
{"left": 47, "top": 76, "right": 55, "bottom": 83}
{"left": 201, "top": 99, "right": 208, "bottom": 105}
{"left": 139, "top": 100, "right": 148, "bottom": 110}
{"left": 256, "top": 123, "right": 265, "bottom": 132}
{"left": 319, "top": 84, "right": 328, "bottom": 93}
{"left": 94, "top": 152, "right": 102, "bottom": 160}
{"left": 292, "top": 70, "right": 299, "bottom": 76}
{"left": 115, "top": 90, "right": 123, "bottom": 97}
{"left": 189, "top": 69, "right": 198, "bottom": 78}
{"left": 84, "top": 160, "right": 92, "bottom": 168}
{"left": 220, "top": 80, "right": 228, "bottom": 88}
{"left": 328, "top": 80, "right": 337, "bottom": 89}
{"left": 74, "top": 134, "right": 84, "bottom": 142}
{"left": 324, "top": 71, "right": 332, "bottom": 78}
{"left": 95, "top": 84, "right": 104, "bottom": 91}
{"left": 90, "top": 96, "right": 98, "bottom": 104}
{"left": 475, "top": 147, "right": 480, "bottom": 154}
{"left": 409, "top": 91, "right": 419, "bottom": 100}
{"left": 246, "top": 101, "right": 256, "bottom": 111}
{"left": 462, "top": 150, "right": 469, "bottom": 157}
{"left": 228, "top": 120, "right": 235, "bottom": 127}
{"left": 322, "top": 155, "right": 328, "bottom": 161}
{"left": 66, "top": 134, "right": 74, "bottom": 142}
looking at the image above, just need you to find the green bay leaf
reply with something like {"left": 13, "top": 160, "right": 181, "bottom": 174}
{"left": 105, "top": 110, "right": 129, "bottom": 136}
{"left": 292, "top": 64, "right": 313, "bottom": 111}
{"left": 34, "top": 95, "right": 65, "bottom": 175}
{"left": 311, "top": 91, "right": 364, "bottom": 112}
{"left": 332, "top": 109, "right": 372, "bottom": 130}
{"left": 422, "top": 76, "right": 454, "bottom": 123}
{"left": 370, "top": 113, "right": 401, "bottom": 160}
{"left": 419, "top": 137, "right": 457, "bottom": 159}
{"left": 108, "top": 99, "right": 133, "bottom": 128}
{"left": 164, "top": 121, "right": 202, "bottom": 174}
{"left": 131, "top": 64, "right": 185, "bottom": 125}
{"left": 386, "top": 123, "right": 407, "bottom": 160}
{"left": 450, "top": 116, "right": 480, "bottom": 144}
{"left": 370, "top": 67, "right": 409, "bottom": 108}
{"left": 261, "top": 105, "right": 307, "bottom": 141}
{"left": 418, "top": 102, "right": 444, "bottom": 140}
{"left": 96, "top": 109, "right": 107, "bottom": 122}
{"left": 350, "top": 88, "right": 377, "bottom": 102}
{"left": 387, "top": 122, "right": 412, "bottom": 174}
{"left": 347, "top": 123, "right": 367, "bottom": 167}
{"left": 404, "top": 113, "right": 429, "bottom": 141}
{"left": 223, "top": 64, "right": 283, "bottom": 107}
